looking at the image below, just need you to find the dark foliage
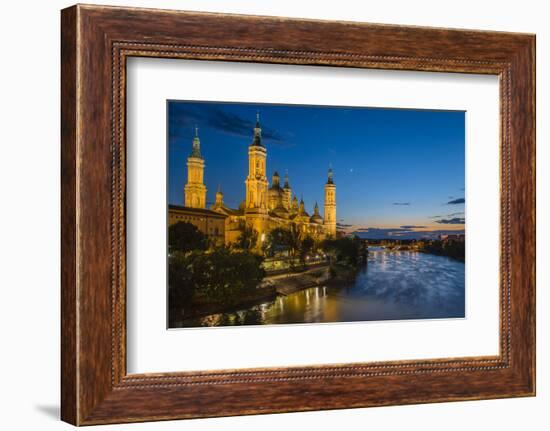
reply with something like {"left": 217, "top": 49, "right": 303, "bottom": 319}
{"left": 235, "top": 221, "right": 259, "bottom": 251}
{"left": 299, "top": 235, "right": 315, "bottom": 265}
{"left": 322, "top": 236, "right": 363, "bottom": 267}
{"left": 169, "top": 248, "right": 265, "bottom": 313}
{"left": 420, "top": 240, "right": 465, "bottom": 262}
{"left": 168, "top": 221, "right": 208, "bottom": 253}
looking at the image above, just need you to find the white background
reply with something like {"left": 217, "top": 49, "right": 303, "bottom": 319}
{"left": 127, "top": 59, "right": 499, "bottom": 373}
{"left": 0, "top": 0, "right": 547, "bottom": 430}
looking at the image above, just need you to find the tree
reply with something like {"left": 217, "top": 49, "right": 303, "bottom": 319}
{"left": 235, "top": 221, "right": 258, "bottom": 251}
{"left": 287, "top": 223, "right": 302, "bottom": 259}
{"left": 264, "top": 224, "right": 302, "bottom": 261}
{"left": 168, "top": 221, "right": 208, "bottom": 254}
{"left": 265, "top": 227, "right": 291, "bottom": 256}
{"left": 168, "top": 250, "right": 197, "bottom": 315}
{"left": 169, "top": 248, "right": 265, "bottom": 309}
{"left": 299, "top": 235, "right": 315, "bottom": 265}
{"left": 419, "top": 239, "right": 465, "bottom": 262}
{"left": 322, "top": 236, "right": 362, "bottom": 267}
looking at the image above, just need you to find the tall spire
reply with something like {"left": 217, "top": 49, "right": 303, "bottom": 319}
{"left": 214, "top": 184, "right": 224, "bottom": 207}
{"left": 284, "top": 169, "right": 290, "bottom": 189}
{"left": 272, "top": 171, "right": 280, "bottom": 188}
{"left": 252, "top": 111, "right": 263, "bottom": 147}
{"left": 184, "top": 124, "right": 206, "bottom": 208}
{"left": 314, "top": 201, "right": 320, "bottom": 215}
{"left": 327, "top": 164, "right": 334, "bottom": 184}
{"left": 190, "top": 124, "right": 202, "bottom": 158}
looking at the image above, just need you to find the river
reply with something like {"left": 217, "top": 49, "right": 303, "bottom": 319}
{"left": 178, "top": 248, "right": 465, "bottom": 327}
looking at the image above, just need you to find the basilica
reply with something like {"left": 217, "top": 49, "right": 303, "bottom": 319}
{"left": 168, "top": 114, "right": 336, "bottom": 248}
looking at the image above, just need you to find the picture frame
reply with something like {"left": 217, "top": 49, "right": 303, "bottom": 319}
{"left": 61, "top": 4, "right": 535, "bottom": 425}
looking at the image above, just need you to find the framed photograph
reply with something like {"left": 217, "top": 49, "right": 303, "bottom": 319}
{"left": 61, "top": 4, "right": 535, "bottom": 425}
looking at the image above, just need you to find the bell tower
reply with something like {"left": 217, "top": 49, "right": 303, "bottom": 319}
{"left": 184, "top": 126, "right": 207, "bottom": 208}
{"left": 245, "top": 112, "right": 268, "bottom": 213}
{"left": 324, "top": 166, "right": 336, "bottom": 237}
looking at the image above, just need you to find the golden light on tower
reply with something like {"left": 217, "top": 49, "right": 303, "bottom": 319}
{"left": 184, "top": 125, "right": 207, "bottom": 209}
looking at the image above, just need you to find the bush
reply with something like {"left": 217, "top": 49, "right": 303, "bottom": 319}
{"left": 168, "top": 248, "right": 266, "bottom": 311}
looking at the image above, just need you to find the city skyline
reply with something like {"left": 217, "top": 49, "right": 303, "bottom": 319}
{"left": 168, "top": 100, "right": 465, "bottom": 240}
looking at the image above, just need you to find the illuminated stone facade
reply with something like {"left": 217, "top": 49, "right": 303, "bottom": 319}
{"left": 173, "top": 114, "right": 337, "bottom": 249}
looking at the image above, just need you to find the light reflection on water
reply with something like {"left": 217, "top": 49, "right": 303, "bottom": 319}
{"left": 179, "top": 250, "right": 465, "bottom": 327}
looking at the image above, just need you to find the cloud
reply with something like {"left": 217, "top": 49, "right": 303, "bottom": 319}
{"left": 392, "top": 202, "right": 411, "bottom": 206}
{"left": 400, "top": 225, "right": 427, "bottom": 229}
{"left": 435, "top": 217, "right": 465, "bottom": 225}
{"left": 168, "top": 103, "right": 291, "bottom": 147}
{"left": 430, "top": 211, "right": 464, "bottom": 219}
{"left": 446, "top": 198, "right": 465, "bottom": 205}
{"left": 336, "top": 222, "right": 352, "bottom": 228}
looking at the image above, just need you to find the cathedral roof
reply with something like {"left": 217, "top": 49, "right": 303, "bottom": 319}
{"left": 169, "top": 205, "right": 227, "bottom": 219}
{"left": 272, "top": 204, "right": 290, "bottom": 219}
{"left": 211, "top": 204, "right": 242, "bottom": 216}
{"left": 310, "top": 214, "right": 323, "bottom": 224}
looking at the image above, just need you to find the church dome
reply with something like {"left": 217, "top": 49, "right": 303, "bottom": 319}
{"left": 272, "top": 204, "right": 290, "bottom": 219}
{"left": 268, "top": 186, "right": 283, "bottom": 196}
{"left": 310, "top": 213, "right": 323, "bottom": 224}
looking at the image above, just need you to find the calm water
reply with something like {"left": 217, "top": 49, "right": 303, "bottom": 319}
{"left": 179, "top": 249, "right": 465, "bottom": 327}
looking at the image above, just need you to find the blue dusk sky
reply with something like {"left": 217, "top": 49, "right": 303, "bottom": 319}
{"left": 168, "top": 100, "right": 465, "bottom": 240}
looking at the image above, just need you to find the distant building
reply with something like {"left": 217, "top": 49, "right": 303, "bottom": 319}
{"left": 439, "top": 233, "right": 465, "bottom": 242}
{"left": 168, "top": 205, "right": 227, "bottom": 246}
{"left": 170, "top": 113, "right": 337, "bottom": 249}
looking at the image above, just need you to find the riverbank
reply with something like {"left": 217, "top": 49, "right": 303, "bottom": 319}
{"left": 170, "top": 265, "right": 364, "bottom": 327}
{"left": 169, "top": 284, "right": 277, "bottom": 324}
{"left": 262, "top": 265, "right": 331, "bottom": 296}
{"left": 369, "top": 245, "right": 465, "bottom": 262}
{"left": 170, "top": 263, "right": 334, "bottom": 325}
{"left": 173, "top": 249, "right": 465, "bottom": 327}
{"left": 419, "top": 250, "right": 465, "bottom": 262}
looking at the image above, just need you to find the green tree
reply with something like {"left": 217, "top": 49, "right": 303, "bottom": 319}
{"left": 235, "top": 221, "right": 258, "bottom": 251}
{"left": 265, "top": 227, "right": 291, "bottom": 256}
{"left": 168, "top": 250, "right": 197, "bottom": 315}
{"left": 168, "top": 221, "right": 208, "bottom": 253}
{"left": 299, "top": 235, "right": 315, "bottom": 265}
{"left": 322, "top": 236, "right": 362, "bottom": 267}
{"left": 287, "top": 223, "right": 302, "bottom": 259}
{"left": 419, "top": 239, "right": 465, "bottom": 262}
{"left": 169, "top": 248, "right": 266, "bottom": 314}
